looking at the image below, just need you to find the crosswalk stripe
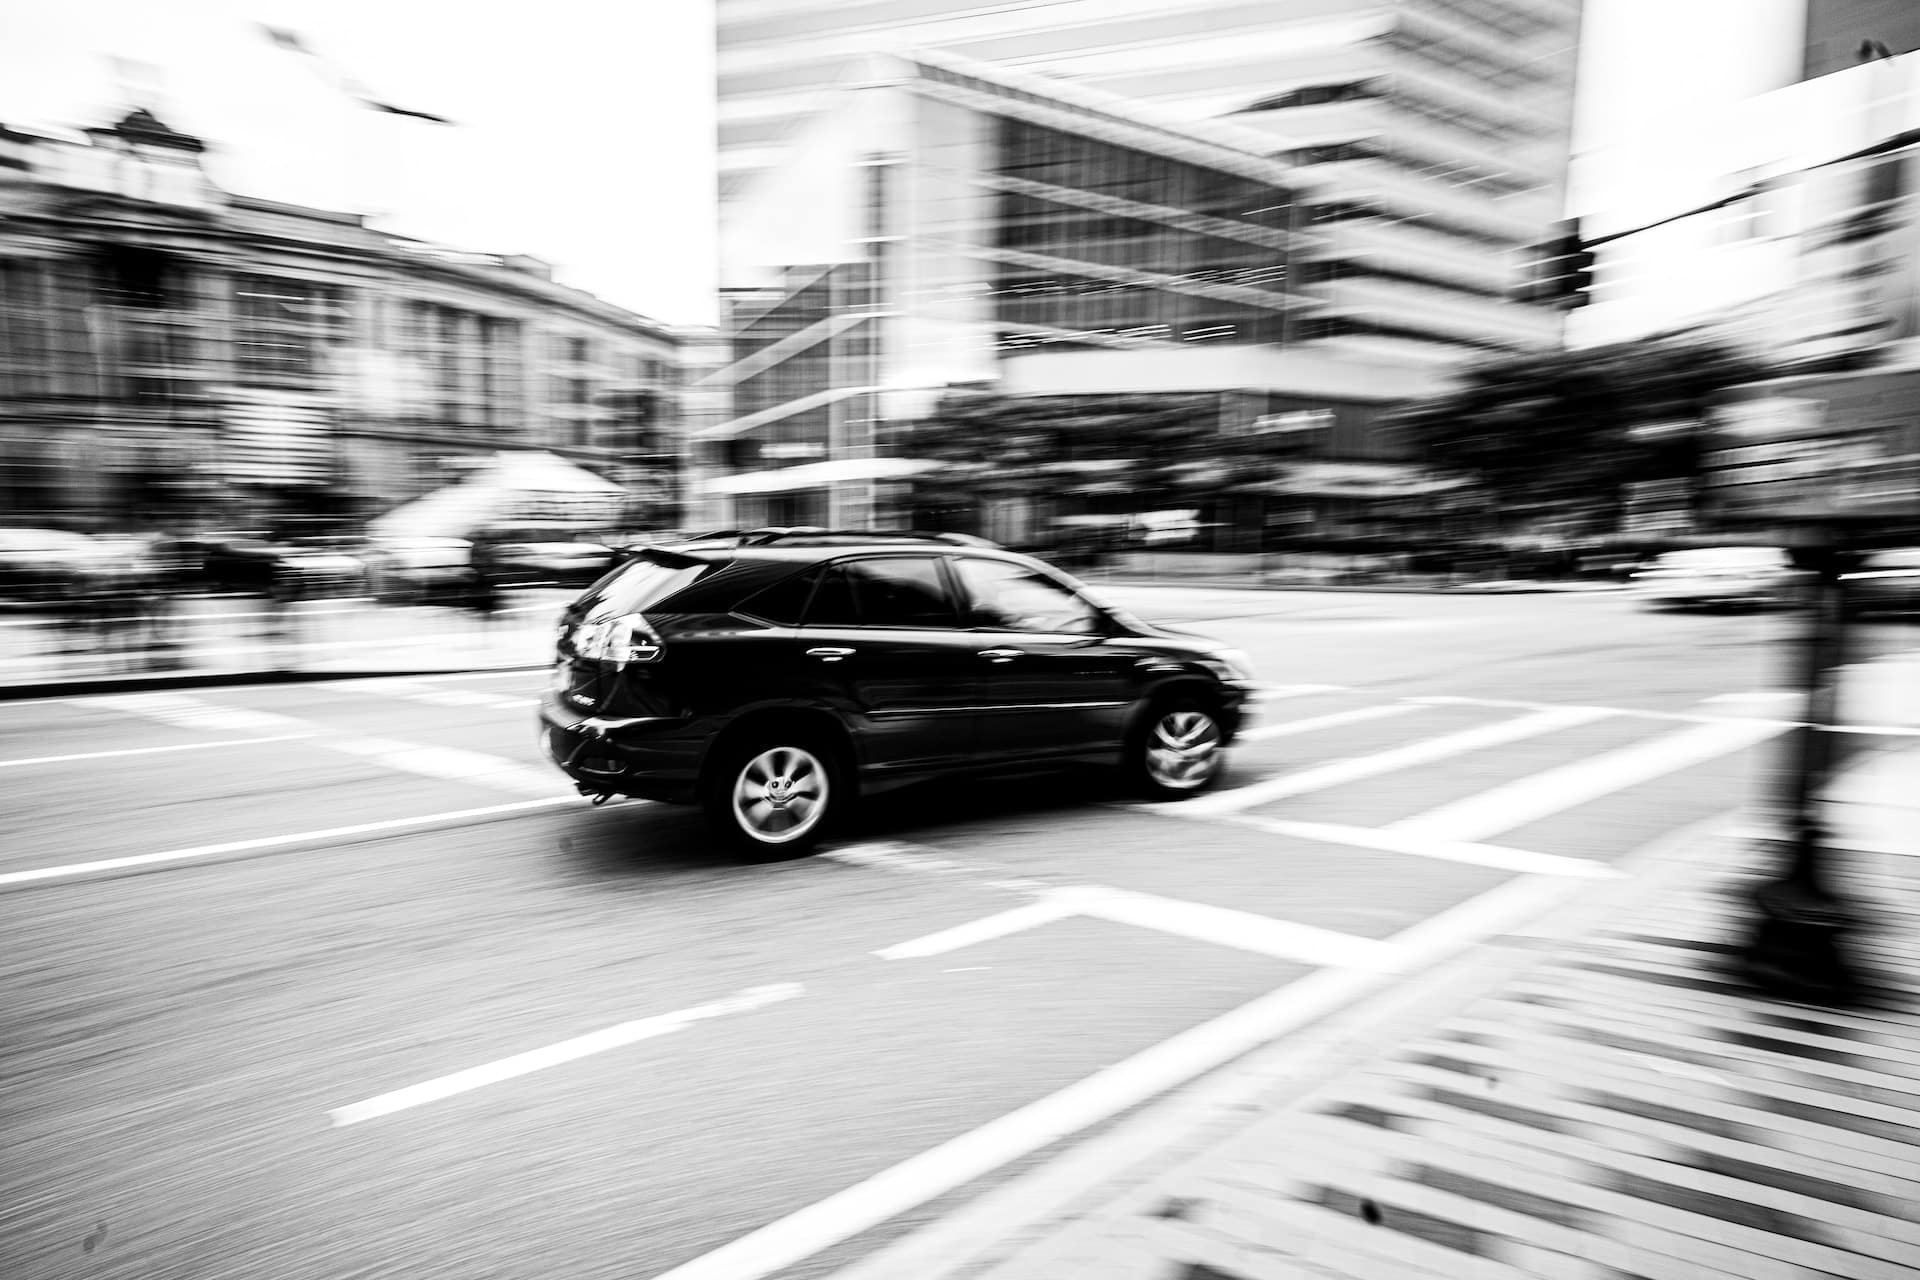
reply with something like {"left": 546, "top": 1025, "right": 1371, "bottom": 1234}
{"left": 1221, "top": 816, "right": 1619, "bottom": 878}
{"left": 1241, "top": 702, "right": 1423, "bottom": 742}
{"left": 1186, "top": 706, "right": 1614, "bottom": 818}
{"left": 1254, "top": 683, "right": 1348, "bottom": 701}
{"left": 1388, "top": 717, "right": 1792, "bottom": 844}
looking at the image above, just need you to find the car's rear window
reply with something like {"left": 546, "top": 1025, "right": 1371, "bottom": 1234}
{"left": 587, "top": 559, "right": 710, "bottom": 614}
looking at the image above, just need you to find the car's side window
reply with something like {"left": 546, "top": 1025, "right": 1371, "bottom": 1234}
{"left": 952, "top": 558, "right": 1103, "bottom": 635}
{"left": 805, "top": 565, "right": 861, "bottom": 627}
{"left": 737, "top": 569, "right": 817, "bottom": 625}
{"left": 804, "top": 557, "right": 958, "bottom": 629}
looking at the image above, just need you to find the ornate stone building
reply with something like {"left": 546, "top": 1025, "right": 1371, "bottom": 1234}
{"left": 0, "top": 109, "right": 682, "bottom": 530}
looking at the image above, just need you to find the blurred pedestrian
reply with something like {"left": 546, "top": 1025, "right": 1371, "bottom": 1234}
{"left": 466, "top": 536, "right": 501, "bottom": 622}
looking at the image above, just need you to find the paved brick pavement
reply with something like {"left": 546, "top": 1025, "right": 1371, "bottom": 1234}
{"left": 945, "top": 748, "right": 1920, "bottom": 1280}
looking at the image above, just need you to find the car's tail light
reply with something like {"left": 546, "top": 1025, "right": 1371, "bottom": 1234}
{"left": 571, "top": 613, "right": 664, "bottom": 667}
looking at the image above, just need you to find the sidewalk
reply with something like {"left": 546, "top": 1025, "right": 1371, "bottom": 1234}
{"left": 0, "top": 591, "right": 568, "bottom": 699}
{"left": 853, "top": 739, "right": 1920, "bottom": 1280}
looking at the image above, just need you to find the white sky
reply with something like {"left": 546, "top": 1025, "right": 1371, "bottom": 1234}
{"left": 0, "top": 0, "right": 1806, "bottom": 330}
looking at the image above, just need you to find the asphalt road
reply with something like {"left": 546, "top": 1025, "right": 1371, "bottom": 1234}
{"left": 2, "top": 588, "right": 1913, "bottom": 1280}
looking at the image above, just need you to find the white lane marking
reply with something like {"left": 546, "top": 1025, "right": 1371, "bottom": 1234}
{"left": 86, "top": 689, "right": 563, "bottom": 797}
{"left": 1073, "top": 888, "right": 1396, "bottom": 969}
{"left": 1221, "top": 815, "right": 1620, "bottom": 879}
{"left": 329, "top": 737, "right": 566, "bottom": 797}
{"left": 1701, "top": 690, "right": 1798, "bottom": 706}
{"left": 0, "top": 734, "right": 310, "bottom": 770}
{"left": 820, "top": 842, "right": 980, "bottom": 877}
{"left": 331, "top": 678, "right": 538, "bottom": 711}
{"left": 0, "top": 797, "right": 574, "bottom": 888}
{"left": 1184, "top": 706, "right": 1613, "bottom": 818}
{"left": 411, "top": 689, "right": 522, "bottom": 708}
{"left": 652, "top": 872, "right": 1594, "bottom": 1280}
{"left": 873, "top": 897, "right": 1083, "bottom": 960}
{"left": 88, "top": 692, "right": 307, "bottom": 734}
{"left": 329, "top": 983, "right": 804, "bottom": 1128}
{"left": 1388, "top": 716, "right": 1792, "bottom": 844}
{"left": 1240, "top": 702, "right": 1422, "bottom": 742}
{"left": 1253, "top": 683, "right": 1347, "bottom": 701}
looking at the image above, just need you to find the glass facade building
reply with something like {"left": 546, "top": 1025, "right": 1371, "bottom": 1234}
{"left": 708, "top": 1, "right": 1584, "bottom": 528}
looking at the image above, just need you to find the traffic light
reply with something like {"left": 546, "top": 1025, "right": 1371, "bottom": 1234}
{"left": 1511, "top": 220, "right": 1594, "bottom": 309}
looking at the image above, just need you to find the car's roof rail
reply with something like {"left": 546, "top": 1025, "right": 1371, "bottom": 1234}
{"left": 731, "top": 528, "right": 999, "bottom": 548}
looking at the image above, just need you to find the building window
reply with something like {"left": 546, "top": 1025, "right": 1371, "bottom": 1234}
{"left": 233, "top": 274, "right": 343, "bottom": 389}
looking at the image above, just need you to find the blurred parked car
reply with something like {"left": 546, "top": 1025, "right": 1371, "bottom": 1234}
{"left": 361, "top": 536, "right": 473, "bottom": 603}
{"left": 472, "top": 524, "right": 619, "bottom": 589}
{"left": 1631, "top": 546, "right": 1804, "bottom": 610}
{"left": 1844, "top": 547, "right": 1920, "bottom": 616}
{"left": 0, "top": 528, "right": 103, "bottom": 605}
{"left": 202, "top": 532, "right": 368, "bottom": 600}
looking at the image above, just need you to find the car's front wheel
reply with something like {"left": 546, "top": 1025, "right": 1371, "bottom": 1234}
{"left": 1126, "top": 698, "right": 1226, "bottom": 800}
{"left": 704, "top": 736, "right": 842, "bottom": 858}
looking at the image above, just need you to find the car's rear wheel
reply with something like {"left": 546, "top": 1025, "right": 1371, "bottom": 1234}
{"left": 1126, "top": 698, "right": 1225, "bottom": 800}
{"left": 704, "top": 735, "right": 841, "bottom": 858}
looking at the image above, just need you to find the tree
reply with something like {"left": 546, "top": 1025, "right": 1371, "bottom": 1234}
{"left": 902, "top": 390, "right": 1305, "bottom": 537}
{"left": 1382, "top": 335, "right": 1772, "bottom": 536}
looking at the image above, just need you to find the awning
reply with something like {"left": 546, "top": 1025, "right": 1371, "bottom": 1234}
{"left": 1267, "top": 461, "right": 1468, "bottom": 499}
{"left": 704, "top": 456, "right": 941, "bottom": 495}
{"left": 369, "top": 450, "right": 626, "bottom": 538}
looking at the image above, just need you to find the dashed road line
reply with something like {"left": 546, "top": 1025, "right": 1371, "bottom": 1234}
{"left": 329, "top": 983, "right": 805, "bottom": 1127}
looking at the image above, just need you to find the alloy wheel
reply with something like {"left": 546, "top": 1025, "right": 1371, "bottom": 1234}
{"left": 731, "top": 745, "right": 830, "bottom": 844}
{"left": 1144, "top": 709, "right": 1222, "bottom": 791}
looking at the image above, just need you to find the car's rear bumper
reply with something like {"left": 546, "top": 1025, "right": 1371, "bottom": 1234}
{"left": 539, "top": 694, "right": 712, "bottom": 804}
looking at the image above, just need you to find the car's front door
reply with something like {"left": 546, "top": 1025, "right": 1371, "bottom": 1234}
{"left": 792, "top": 555, "right": 981, "bottom": 776}
{"left": 948, "top": 556, "right": 1139, "bottom": 759}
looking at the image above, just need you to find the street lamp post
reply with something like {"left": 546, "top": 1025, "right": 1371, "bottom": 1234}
{"left": 1740, "top": 527, "right": 1863, "bottom": 1002}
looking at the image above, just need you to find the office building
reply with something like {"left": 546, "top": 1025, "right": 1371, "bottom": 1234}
{"left": 710, "top": 0, "right": 1584, "bottom": 532}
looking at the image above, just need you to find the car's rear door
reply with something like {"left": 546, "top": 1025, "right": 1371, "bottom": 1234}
{"left": 790, "top": 554, "right": 982, "bottom": 777}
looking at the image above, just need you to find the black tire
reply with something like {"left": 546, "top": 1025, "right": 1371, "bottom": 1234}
{"left": 702, "top": 732, "right": 844, "bottom": 859}
{"left": 1124, "top": 696, "right": 1227, "bottom": 801}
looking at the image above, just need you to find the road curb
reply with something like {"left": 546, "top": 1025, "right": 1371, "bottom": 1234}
{"left": 0, "top": 663, "right": 550, "bottom": 702}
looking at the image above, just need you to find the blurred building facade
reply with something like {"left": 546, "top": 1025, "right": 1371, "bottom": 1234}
{"left": 0, "top": 109, "right": 682, "bottom": 531}
{"left": 1573, "top": 48, "right": 1920, "bottom": 363}
{"left": 1803, "top": 0, "right": 1920, "bottom": 80}
{"left": 708, "top": 0, "right": 1584, "bottom": 534}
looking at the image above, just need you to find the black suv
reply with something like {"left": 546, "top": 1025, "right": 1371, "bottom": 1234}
{"left": 539, "top": 529, "right": 1257, "bottom": 855}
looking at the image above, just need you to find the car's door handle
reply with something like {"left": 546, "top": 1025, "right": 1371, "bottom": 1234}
{"left": 807, "top": 647, "right": 855, "bottom": 662}
{"left": 978, "top": 648, "right": 1023, "bottom": 663}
